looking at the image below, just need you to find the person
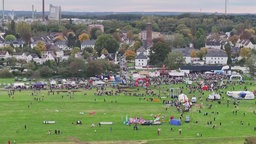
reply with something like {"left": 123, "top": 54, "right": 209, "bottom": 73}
{"left": 179, "top": 128, "right": 182, "bottom": 135}
{"left": 8, "top": 140, "right": 11, "bottom": 144}
{"left": 157, "top": 128, "right": 161, "bottom": 136}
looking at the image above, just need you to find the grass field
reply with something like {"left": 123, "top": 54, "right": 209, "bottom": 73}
{"left": 0, "top": 80, "right": 255, "bottom": 144}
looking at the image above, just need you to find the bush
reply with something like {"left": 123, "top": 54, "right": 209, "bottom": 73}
{"left": 245, "top": 137, "right": 256, "bottom": 144}
{"left": 0, "top": 69, "right": 13, "bottom": 78}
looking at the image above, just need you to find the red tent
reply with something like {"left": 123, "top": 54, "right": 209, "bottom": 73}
{"left": 202, "top": 85, "right": 208, "bottom": 90}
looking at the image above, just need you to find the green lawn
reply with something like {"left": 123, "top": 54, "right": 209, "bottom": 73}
{"left": 0, "top": 81, "right": 255, "bottom": 144}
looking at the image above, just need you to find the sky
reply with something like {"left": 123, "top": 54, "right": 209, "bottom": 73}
{"left": 2, "top": 0, "right": 256, "bottom": 14}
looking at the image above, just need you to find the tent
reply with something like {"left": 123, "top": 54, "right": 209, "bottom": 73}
{"left": 227, "top": 91, "right": 255, "bottom": 100}
{"left": 170, "top": 119, "right": 181, "bottom": 126}
{"left": 202, "top": 85, "right": 208, "bottom": 91}
{"left": 208, "top": 92, "right": 221, "bottom": 100}
{"left": 34, "top": 82, "right": 45, "bottom": 88}
{"left": 178, "top": 93, "right": 188, "bottom": 102}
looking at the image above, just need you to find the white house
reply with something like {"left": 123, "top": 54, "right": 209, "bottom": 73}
{"left": 81, "top": 40, "right": 96, "bottom": 50}
{"left": 236, "top": 39, "right": 255, "bottom": 49}
{"left": 55, "top": 40, "right": 69, "bottom": 50}
{"left": 0, "top": 51, "right": 11, "bottom": 59}
{"left": 135, "top": 52, "right": 148, "bottom": 69}
{"left": 205, "top": 49, "right": 228, "bottom": 65}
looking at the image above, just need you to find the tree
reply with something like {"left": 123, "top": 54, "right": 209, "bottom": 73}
{"left": 67, "top": 32, "right": 76, "bottom": 48}
{"left": 78, "top": 33, "right": 90, "bottom": 42}
{"left": 95, "top": 34, "right": 119, "bottom": 54}
{"left": 16, "top": 21, "right": 32, "bottom": 44}
{"left": 164, "top": 51, "right": 185, "bottom": 69}
{"left": 224, "top": 43, "right": 232, "bottom": 65}
{"left": 190, "top": 49, "right": 197, "bottom": 58}
{"left": 246, "top": 54, "right": 256, "bottom": 77}
{"left": 101, "top": 48, "right": 109, "bottom": 55}
{"left": 39, "top": 66, "right": 53, "bottom": 78}
{"left": 90, "top": 28, "right": 102, "bottom": 39}
{"left": 240, "top": 48, "right": 251, "bottom": 59}
{"left": 125, "top": 50, "right": 136, "bottom": 60}
{"left": 149, "top": 40, "right": 171, "bottom": 66}
{"left": 9, "top": 20, "right": 16, "bottom": 34}
{"left": 71, "top": 47, "right": 81, "bottom": 57}
{"left": 194, "top": 28, "right": 206, "bottom": 49}
{"left": 197, "top": 47, "right": 208, "bottom": 60}
{"left": 5, "top": 34, "right": 16, "bottom": 42}
{"left": 34, "top": 41, "right": 46, "bottom": 57}
{"left": 127, "top": 30, "right": 134, "bottom": 41}
{"left": 68, "top": 58, "right": 87, "bottom": 77}
{"left": 229, "top": 35, "right": 239, "bottom": 45}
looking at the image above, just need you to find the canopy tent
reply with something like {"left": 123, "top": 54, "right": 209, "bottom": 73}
{"left": 170, "top": 119, "right": 181, "bottom": 126}
{"left": 202, "top": 85, "right": 208, "bottom": 91}
{"left": 168, "top": 71, "right": 185, "bottom": 77}
{"left": 208, "top": 92, "right": 221, "bottom": 100}
{"left": 34, "top": 82, "right": 45, "bottom": 88}
{"left": 227, "top": 91, "right": 255, "bottom": 100}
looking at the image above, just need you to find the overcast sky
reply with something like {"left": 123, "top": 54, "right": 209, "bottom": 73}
{"left": 2, "top": 0, "right": 256, "bottom": 14}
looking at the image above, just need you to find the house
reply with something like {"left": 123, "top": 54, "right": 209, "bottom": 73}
{"left": 12, "top": 52, "right": 27, "bottom": 61}
{"left": 172, "top": 48, "right": 199, "bottom": 64}
{"left": 205, "top": 49, "right": 228, "bottom": 65}
{"left": 54, "top": 40, "right": 69, "bottom": 50}
{"left": 0, "top": 51, "right": 11, "bottom": 59}
{"left": 81, "top": 40, "right": 96, "bottom": 50}
{"left": 236, "top": 39, "right": 255, "bottom": 49}
{"left": 12, "top": 39, "right": 25, "bottom": 48}
{"left": 41, "top": 51, "right": 56, "bottom": 62}
{"left": 135, "top": 52, "right": 148, "bottom": 69}
{"left": 136, "top": 47, "right": 148, "bottom": 56}
{"left": 205, "top": 39, "right": 222, "bottom": 49}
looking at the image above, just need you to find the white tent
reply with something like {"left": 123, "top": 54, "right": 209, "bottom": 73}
{"left": 178, "top": 93, "right": 188, "bottom": 102}
{"left": 13, "top": 82, "right": 25, "bottom": 88}
{"left": 227, "top": 91, "right": 255, "bottom": 100}
{"left": 208, "top": 92, "right": 221, "bottom": 100}
{"left": 168, "top": 70, "right": 185, "bottom": 77}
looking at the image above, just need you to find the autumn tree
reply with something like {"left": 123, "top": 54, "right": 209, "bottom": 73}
{"left": 190, "top": 49, "right": 197, "bottom": 58}
{"left": 101, "top": 48, "right": 109, "bottom": 55}
{"left": 125, "top": 50, "right": 136, "bottom": 60}
{"left": 15, "top": 21, "right": 32, "bottom": 44}
{"left": 229, "top": 35, "right": 239, "bottom": 45}
{"left": 34, "top": 41, "right": 46, "bottom": 57}
{"left": 240, "top": 48, "right": 251, "bottom": 59}
{"left": 78, "top": 33, "right": 90, "bottom": 42}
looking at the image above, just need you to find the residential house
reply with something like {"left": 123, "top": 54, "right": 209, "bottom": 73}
{"left": 0, "top": 51, "right": 11, "bottom": 60}
{"left": 12, "top": 52, "right": 28, "bottom": 61}
{"left": 205, "top": 39, "right": 222, "bottom": 49}
{"left": 136, "top": 47, "right": 148, "bottom": 56}
{"left": 54, "top": 40, "right": 69, "bottom": 50}
{"left": 41, "top": 51, "right": 56, "bottom": 62}
{"left": 12, "top": 39, "right": 25, "bottom": 48}
{"left": 81, "top": 40, "right": 96, "bottom": 50}
{"left": 205, "top": 49, "right": 228, "bottom": 65}
{"left": 135, "top": 52, "right": 148, "bottom": 69}
{"left": 172, "top": 48, "right": 199, "bottom": 64}
{"left": 236, "top": 39, "right": 255, "bottom": 49}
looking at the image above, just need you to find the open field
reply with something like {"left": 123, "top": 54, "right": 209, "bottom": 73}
{"left": 0, "top": 80, "right": 255, "bottom": 144}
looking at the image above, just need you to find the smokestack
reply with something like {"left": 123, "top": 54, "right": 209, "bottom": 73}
{"left": 32, "top": 5, "right": 34, "bottom": 19}
{"left": 225, "top": 0, "right": 227, "bottom": 15}
{"left": 42, "top": 0, "right": 45, "bottom": 21}
{"left": 2, "top": 0, "right": 4, "bottom": 21}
